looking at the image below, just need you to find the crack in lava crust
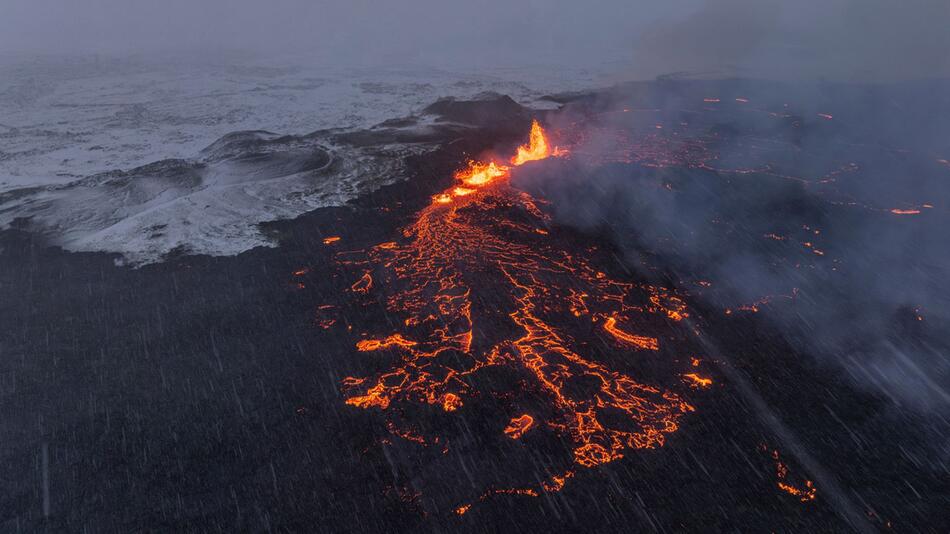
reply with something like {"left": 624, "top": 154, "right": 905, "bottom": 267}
{"left": 338, "top": 121, "right": 696, "bottom": 501}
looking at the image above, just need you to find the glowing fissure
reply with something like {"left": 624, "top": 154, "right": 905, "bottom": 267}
{"left": 337, "top": 119, "right": 696, "bottom": 507}
{"left": 770, "top": 448, "right": 818, "bottom": 503}
{"left": 602, "top": 316, "right": 660, "bottom": 351}
{"left": 504, "top": 414, "right": 535, "bottom": 439}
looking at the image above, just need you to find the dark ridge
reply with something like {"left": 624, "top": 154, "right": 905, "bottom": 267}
{"left": 422, "top": 93, "right": 530, "bottom": 127}
{"left": 375, "top": 116, "right": 419, "bottom": 128}
{"left": 199, "top": 130, "right": 298, "bottom": 162}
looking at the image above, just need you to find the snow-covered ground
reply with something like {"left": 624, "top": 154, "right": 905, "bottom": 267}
{"left": 0, "top": 54, "right": 611, "bottom": 264}
{"left": 0, "top": 54, "right": 607, "bottom": 191}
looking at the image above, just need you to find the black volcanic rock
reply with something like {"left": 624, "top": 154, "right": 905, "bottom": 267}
{"left": 422, "top": 92, "right": 530, "bottom": 127}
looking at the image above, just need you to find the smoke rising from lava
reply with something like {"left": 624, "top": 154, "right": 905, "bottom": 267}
{"left": 517, "top": 80, "right": 950, "bottom": 411}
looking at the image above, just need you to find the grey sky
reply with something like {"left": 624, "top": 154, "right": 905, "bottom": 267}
{"left": 2, "top": 0, "right": 948, "bottom": 80}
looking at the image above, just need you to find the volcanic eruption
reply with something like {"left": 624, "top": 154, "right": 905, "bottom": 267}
{"left": 331, "top": 119, "right": 706, "bottom": 510}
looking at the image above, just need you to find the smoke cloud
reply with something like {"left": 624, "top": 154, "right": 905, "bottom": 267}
{"left": 516, "top": 78, "right": 950, "bottom": 410}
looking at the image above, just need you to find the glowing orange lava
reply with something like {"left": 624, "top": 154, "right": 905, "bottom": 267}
{"left": 442, "top": 393, "right": 462, "bottom": 412}
{"left": 504, "top": 414, "right": 535, "bottom": 439}
{"left": 602, "top": 316, "right": 660, "bottom": 351}
{"left": 458, "top": 160, "right": 509, "bottom": 186}
{"left": 351, "top": 271, "right": 372, "bottom": 294}
{"left": 682, "top": 373, "right": 712, "bottom": 388}
{"left": 338, "top": 120, "right": 696, "bottom": 504}
{"left": 511, "top": 119, "right": 560, "bottom": 165}
{"left": 356, "top": 334, "right": 416, "bottom": 352}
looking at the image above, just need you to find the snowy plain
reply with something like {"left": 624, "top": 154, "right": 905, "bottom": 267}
{"left": 0, "top": 54, "right": 610, "bottom": 264}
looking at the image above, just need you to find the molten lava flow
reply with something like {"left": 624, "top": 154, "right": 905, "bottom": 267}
{"left": 603, "top": 316, "right": 660, "bottom": 350}
{"left": 351, "top": 271, "right": 373, "bottom": 294}
{"left": 338, "top": 120, "right": 696, "bottom": 505}
{"left": 458, "top": 160, "right": 509, "bottom": 186}
{"left": 356, "top": 334, "right": 416, "bottom": 352}
{"left": 682, "top": 373, "right": 712, "bottom": 389}
{"left": 541, "top": 470, "right": 575, "bottom": 492}
{"left": 504, "top": 414, "right": 535, "bottom": 439}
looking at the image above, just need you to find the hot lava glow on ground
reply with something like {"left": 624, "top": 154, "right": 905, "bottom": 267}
{"left": 333, "top": 120, "right": 704, "bottom": 511}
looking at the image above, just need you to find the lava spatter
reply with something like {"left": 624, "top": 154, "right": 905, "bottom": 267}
{"left": 336, "top": 120, "right": 698, "bottom": 505}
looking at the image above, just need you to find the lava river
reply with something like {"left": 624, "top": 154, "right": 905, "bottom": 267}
{"left": 334, "top": 121, "right": 706, "bottom": 509}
